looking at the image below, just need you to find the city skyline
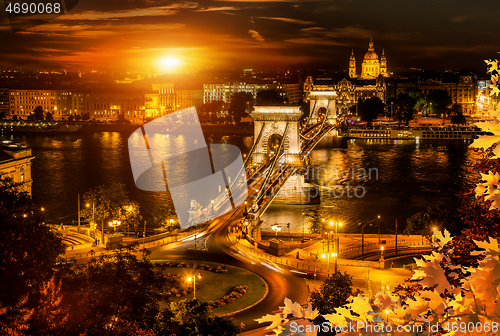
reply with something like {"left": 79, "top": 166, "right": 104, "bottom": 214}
{"left": 0, "top": 0, "right": 498, "bottom": 73}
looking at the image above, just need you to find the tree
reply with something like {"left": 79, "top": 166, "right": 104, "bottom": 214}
{"left": 33, "top": 106, "right": 44, "bottom": 121}
{"left": 151, "top": 204, "right": 179, "bottom": 232}
{"left": 427, "top": 89, "right": 452, "bottom": 117}
{"left": 75, "top": 114, "right": 82, "bottom": 121}
{"left": 165, "top": 299, "right": 238, "bottom": 336}
{"left": 450, "top": 103, "right": 467, "bottom": 124}
{"left": 67, "top": 115, "right": 74, "bottom": 122}
{"left": 228, "top": 92, "right": 253, "bottom": 123}
{"left": 82, "top": 113, "right": 90, "bottom": 121}
{"left": 58, "top": 250, "right": 166, "bottom": 335}
{"left": 256, "top": 89, "right": 285, "bottom": 105}
{"left": 404, "top": 206, "right": 464, "bottom": 239}
{"left": 81, "top": 183, "right": 143, "bottom": 232}
{"left": 0, "top": 179, "right": 66, "bottom": 308}
{"left": 392, "top": 92, "right": 416, "bottom": 126}
{"left": 309, "top": 271, "right": 356, "bottom": 314}
{"left": 45, "top": 112, "right": 52, "bottom": 122}
{"left": 358, "top": 97, "right": 385, "bottom": 127}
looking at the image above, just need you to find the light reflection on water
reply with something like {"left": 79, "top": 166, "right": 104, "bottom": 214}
{"left": 261, "top": 138, "right": 477, "bottom": 235}
{"left": 2, "top": 132, "right": 477, "bottom": 234}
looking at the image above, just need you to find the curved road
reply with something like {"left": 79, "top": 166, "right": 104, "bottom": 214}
{"left": 149, "top": 208, "right": 309, "bottom": 331}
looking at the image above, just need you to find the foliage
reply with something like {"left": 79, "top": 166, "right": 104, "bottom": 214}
{"left": 45, "top": 112, "right": 53, "bottom": 122}
{"left": 228, "top": 92, "right": 253, "bottom": 123}
{"left": 58, "top": 249, "right": 166, "bottom": 334}
{"left": 151, "top": 204, "right": 178, "bottom": 231}
{"left": 81, "top": 183, "right": 143, "bottom": 231}
{"left": 309, "top": 271, "right": 356, "bottom": 314}
{"left": 427, "top": 89, "right": 452, "bottom": 117}
{"left": 392, "top": 92, "right": 416, "bottom": 126}
{"left": 450, "top": 103, "right": 467, "bottom": 124}
{"left": 33, "top": 106, "right": 44, "bottom": 121}
{"left": 405, "top": 206, "right": 464, "bottom": 238}
{"left": 257, "top": 230, "right": 500, "bottom": 336}
{"left": 0, "top": 178, "right": 66, "bottom": 308}
{"left": 358, "top": 97, "right": 385, "bottom": 127}
{"left": 0, "top": 295, "right": 33, "bottom": 336}
{"left": 166, "top": 299, "right": 239, "bottom": 336}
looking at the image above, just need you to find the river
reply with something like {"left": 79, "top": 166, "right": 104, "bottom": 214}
{"left": 1, "top": 131, "right": 477, "bottom": 235}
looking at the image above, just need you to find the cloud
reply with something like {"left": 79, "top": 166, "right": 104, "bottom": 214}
{"left": 285, "top": 37, "right": 347, "bottom": 46}
{"left": 197, "top": 6, "right": 240, "bottom": 12}
{"left": 257, "top": 17, "right": 314, "bottom": 25}
{"left": 62, "top": 3, "right": 198, "bottom": 21}
{"left": 450, "top": 15, "right": 473, "bottom": 23}
{"left": 249, "top": 29, "right": 265, "bottom": 42}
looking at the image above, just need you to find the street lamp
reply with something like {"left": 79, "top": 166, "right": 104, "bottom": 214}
{"left": 432, "top": 227, "right": 437, "bottom": 242}
{"left": 321, "top": 252, "right": 337, "bottom": 277}
{"left": 377, "top": 215, "right": 381, "bottom": 243}
{"left": 186, "top": 272, "right": 202, "bottom": 299}
{"left": 271, "top": 224, "right": 281, "bottom": 236}
{"left": 108, "top": 220, "right": 121, "bottom": 234}
{"left": 329, "top": 221, "right": 343, "bottom": 273}
{"left": 380, "top": 246, "right": 384, "bottom": 261}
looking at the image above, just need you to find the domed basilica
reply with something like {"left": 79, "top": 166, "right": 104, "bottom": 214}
{"left": 350, "top": 38, "right": 389, "bottom": 79}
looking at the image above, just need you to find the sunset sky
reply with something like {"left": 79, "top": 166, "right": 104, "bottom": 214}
{"left": 0, "top": 0, "right": 498, "bottom": 73}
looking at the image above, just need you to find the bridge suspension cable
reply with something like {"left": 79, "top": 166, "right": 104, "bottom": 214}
{"left": 300, "top": 98, "right": 332, "bottom": 141}
{"left": 244, "top": 122, "right": 265, "bottom": 168}
{"left": 254, "top": 123, "right": 290, "bottom": 203}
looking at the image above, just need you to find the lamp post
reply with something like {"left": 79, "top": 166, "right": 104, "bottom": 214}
{"left": 86, "top": 201, "right": 95, "bottom": 236}
{"left": 380, "top": 246, "right": 384, "bottom": 261}
{"left": 432, "top": 227, "right": 437, "bottom": 243}
{"left": 186, "top": 272, "right": 202, "bottom": 299}
{"left": 143, "top": 220, "right": 146, "bottom": 245}
{"left": 330, "top": 221, "right": 343, "bottom": 273}
{"left": 321, "top": 252, "right": 336, "bottom": 277}
{"left": 377, "top": 215, "right": 381, "bottom": 243}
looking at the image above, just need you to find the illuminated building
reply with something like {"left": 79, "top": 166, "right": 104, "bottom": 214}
{"left": 203, "top": 82, "right": 301, "bottom": 104}
{"left": 304, "top": 75, "right": 387, "bottom": 114}
{"left": 0, "top": 89, "right": 8, "bottom": 116}
{"left": 350, "top": 39, "right": 390, "bottom": 79}
{"left": 0, "top": 142, "right": 34, "bottom": 196}
{"left": 175, "top": 89, "right": 203, "bottom": 111}
{"left": 90, "top": 92, "right": 146, "bottom": 122}
{"left": 9, "top": 89, "right": 57, "bottom": 118}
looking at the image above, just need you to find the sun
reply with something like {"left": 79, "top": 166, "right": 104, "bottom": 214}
{"left": 159, "top": 56, "right": 182, "bottom": 72}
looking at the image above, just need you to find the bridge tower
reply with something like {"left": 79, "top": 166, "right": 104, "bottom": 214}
{"left": 250, "top": 106, "right": 303, "bottom": 166}
{"left": 308, "top": 91, "right": 337, "bottom": 124}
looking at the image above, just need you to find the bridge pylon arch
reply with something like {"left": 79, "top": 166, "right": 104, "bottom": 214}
{"left": 250, "top": 106, "right": 303, "bottom": 166}
{"left": 308, "top": 91, "right": 337, "bottom": 125}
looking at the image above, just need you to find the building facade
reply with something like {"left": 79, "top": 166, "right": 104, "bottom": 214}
{"left": 90, "top": 92, "right": 146, "bottom": 122}
{"left": 9, "top": 89, "right": 57, "bottom": 118}
{"left": 0, "top": 143, "right": 35, "bottom": 196}
{"left": 304, "top": 75, "right": 387, "bottom": 114}
{"left": 203, "top": 82, "right": 301, "bottom": 104}
{"left": 175, "top": 90, "right": 203, "bottom": 111}
{"left": 396, "top": 70, "right": 477, "bottom": 114}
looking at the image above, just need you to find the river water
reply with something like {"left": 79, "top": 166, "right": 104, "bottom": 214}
{"left": 2, "top": 131, "right": 477, "bottom": 235}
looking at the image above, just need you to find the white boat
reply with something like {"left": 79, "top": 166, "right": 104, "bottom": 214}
{"left": 342, "top": 126, "right": 490, "bottom": 140}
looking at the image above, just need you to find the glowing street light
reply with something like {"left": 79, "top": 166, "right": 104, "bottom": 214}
{"left": 380, "top": 245, "right": 385, "bottom": 261}
{"left": 271, "top": 224, "right": 281, "bottom": 236}
{"left": 321, "top": 252, "right": 337, "bottom": 277}
{"left": 108, "top": 220, "right": 121, "bottom": 234}
{"left": 186, "top": 272, "right": 202, "bottom": 299}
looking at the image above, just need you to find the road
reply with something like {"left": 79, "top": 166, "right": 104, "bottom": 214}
{"left": 149, "top": 203, "right": 309, "bottom": 331}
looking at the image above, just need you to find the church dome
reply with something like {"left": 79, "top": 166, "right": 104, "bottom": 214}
{"left": 364, "top": 51, "right": 378, "bottom": 60}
